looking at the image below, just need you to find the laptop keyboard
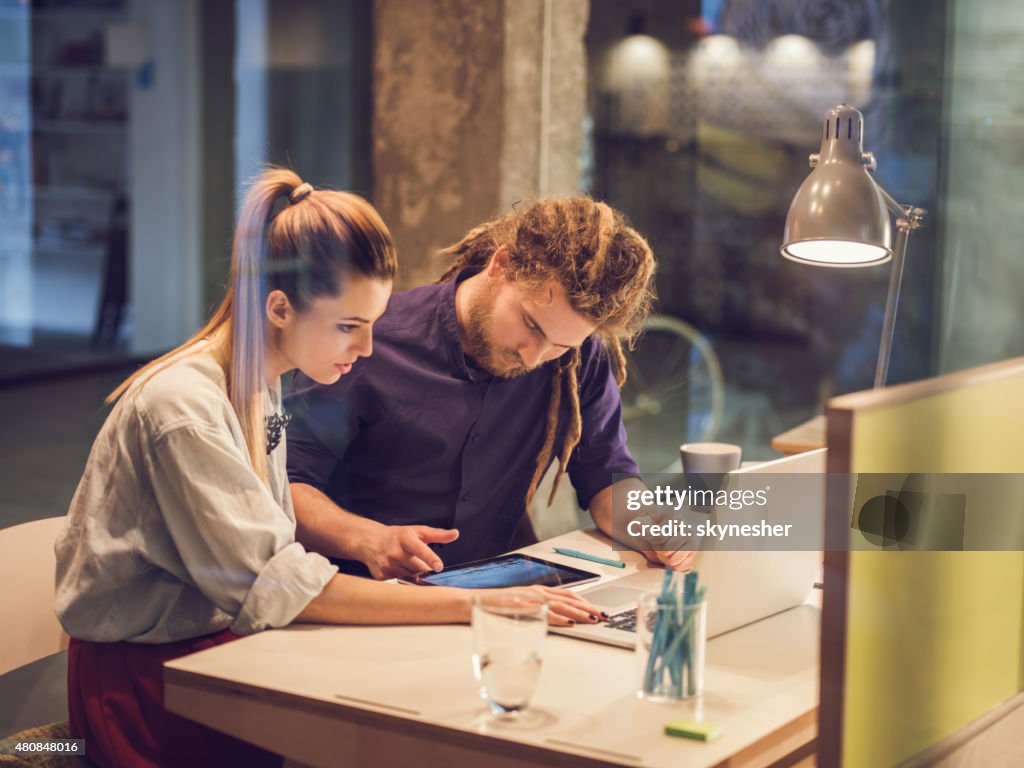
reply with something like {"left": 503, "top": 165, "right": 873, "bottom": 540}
{"left": 606, "top": 608, "right": 637, "bottom": 633}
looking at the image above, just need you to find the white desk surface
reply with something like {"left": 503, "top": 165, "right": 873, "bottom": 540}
{"left": 165, "top": 529, "right": 820, "bottom": 768}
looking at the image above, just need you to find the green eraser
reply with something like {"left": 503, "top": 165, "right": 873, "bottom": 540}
{"left": 664, "top": 718, "right": 723, "bottom": 742}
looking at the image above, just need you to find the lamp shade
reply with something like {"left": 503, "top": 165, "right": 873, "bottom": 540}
{"left": 781, "top": 105, "right": 892, "bottom": 267}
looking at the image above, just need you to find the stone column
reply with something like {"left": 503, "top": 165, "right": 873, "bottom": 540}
{"left": 373, "top": 0, "right": 588, "bottom": 288}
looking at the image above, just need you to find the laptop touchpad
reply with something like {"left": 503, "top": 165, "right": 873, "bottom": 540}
{"left": 581, "top": 585, "right": 644, "bottom": 610}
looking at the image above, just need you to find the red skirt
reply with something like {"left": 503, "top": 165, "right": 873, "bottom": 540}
{"left": 68, "top": 629, "right": 281, "bottom": 768}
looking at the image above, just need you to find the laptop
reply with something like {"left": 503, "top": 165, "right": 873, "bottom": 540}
{"left": 552, "top": 448, "right": 826, "bottom": 648}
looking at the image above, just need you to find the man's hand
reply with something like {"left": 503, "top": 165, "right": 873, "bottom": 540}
{"left": 354, "top": 523, "right": 460, "bottom": 580}
{"left": 589, "top": 482, "right": 697, "bottom": 572}
{"left": 642, "top": 548, "right": 697, "bottom": 572}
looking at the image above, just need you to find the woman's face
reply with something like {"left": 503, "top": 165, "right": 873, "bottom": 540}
{"left": 270, "top": 272, "right": 392, "bottom": 385}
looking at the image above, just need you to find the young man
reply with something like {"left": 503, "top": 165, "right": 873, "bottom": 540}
{"left": 286, "top": 197, "right": 692, "bottom": 578}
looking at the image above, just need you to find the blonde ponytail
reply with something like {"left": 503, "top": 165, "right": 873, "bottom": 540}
{"left": 108, "top": 167, "right": 397, "bottom": 481}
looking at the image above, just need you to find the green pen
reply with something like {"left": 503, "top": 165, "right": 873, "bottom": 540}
{"left": 552, "top": 547, "right": 626, "bottom": 569}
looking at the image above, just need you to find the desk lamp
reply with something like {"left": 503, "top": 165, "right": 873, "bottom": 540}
{"left": 781, "top": 104, "right": 926, "bottom": 388}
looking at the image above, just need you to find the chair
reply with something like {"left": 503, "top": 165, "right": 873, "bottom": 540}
{"left": 620, "top": 314, "right": 724, "bottom": 473}
{"left": 0, "top": 517, "right": 77, "bottom": 767}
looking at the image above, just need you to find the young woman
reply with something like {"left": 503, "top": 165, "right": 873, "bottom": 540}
{"left": 54, "top": 168, "right": 600, "bottom": 768}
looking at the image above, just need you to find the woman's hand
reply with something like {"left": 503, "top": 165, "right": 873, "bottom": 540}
{"left": 480, "top": 585, "right": 606, "bottom": 627}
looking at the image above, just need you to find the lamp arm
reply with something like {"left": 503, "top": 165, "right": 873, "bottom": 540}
{"left": 876, "top": 181, "right": 927, "bottom": 227}
{"left": 873, "top": 181, "right": 927, "bottom": 388}
{"left": 877, "top": 184, "right": 906, "bottom": 218}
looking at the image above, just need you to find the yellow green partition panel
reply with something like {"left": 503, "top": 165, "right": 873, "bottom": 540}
{"left": 837, "top": 364, "right": 1024, "bottom": 766}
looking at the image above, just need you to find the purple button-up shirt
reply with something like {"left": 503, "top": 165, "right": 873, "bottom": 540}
{"left": 285, "top": 269, "right": 640, "bottom": 567}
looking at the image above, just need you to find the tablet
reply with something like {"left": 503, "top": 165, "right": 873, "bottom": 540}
{"left": 399, "top": 553, "right": 600, "bottom": 589}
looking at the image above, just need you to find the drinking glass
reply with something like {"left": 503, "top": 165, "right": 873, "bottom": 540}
{"left": 471, "top": 594, "right": 547, "bottom": 718}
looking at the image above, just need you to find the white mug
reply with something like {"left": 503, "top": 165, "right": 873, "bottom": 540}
{"left": 679, "top": 442, "right": 742, "bottom": 475}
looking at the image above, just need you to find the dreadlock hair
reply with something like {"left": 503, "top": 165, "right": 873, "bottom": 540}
{"left": 108, "top": 167, "right": 397, "bottom": 481}
{"left": 437, "top": 197, "right": 655, "bottom": 508}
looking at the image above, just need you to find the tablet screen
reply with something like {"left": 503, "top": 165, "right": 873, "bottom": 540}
{"left": 409, "top": 554, "right": 599, "bottom": 589}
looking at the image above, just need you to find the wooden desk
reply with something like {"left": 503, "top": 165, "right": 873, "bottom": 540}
{"left": 165, "top": 530, "right": 819, "bottom": 768}
{"left": 771, "top": 415, "right": 826, "bottom": 456}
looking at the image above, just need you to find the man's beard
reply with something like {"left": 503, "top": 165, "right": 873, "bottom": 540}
{"left": 462, "top": 281, "right": 530, "bottom": 379}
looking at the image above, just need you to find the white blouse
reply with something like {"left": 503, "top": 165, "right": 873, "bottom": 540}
{"left": 55, "top": 345, "right": 338, "bottom": 643}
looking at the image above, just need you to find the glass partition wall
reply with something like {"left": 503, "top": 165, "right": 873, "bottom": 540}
{"left": 584, "top": 0, "right": 995, "bottom": 461}
{"left": 1, "top": 0, "right": 132, "bottom": 377}
{"left": 2, "top": 0, "right": 1021, "bottom": 447}
{"left": 0, "top": 0, "right": 369, "bottom": 384}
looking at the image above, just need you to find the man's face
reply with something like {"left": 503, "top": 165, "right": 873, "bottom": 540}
{"left": 463, "top": 273, "right": 597, "bottom": 378}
